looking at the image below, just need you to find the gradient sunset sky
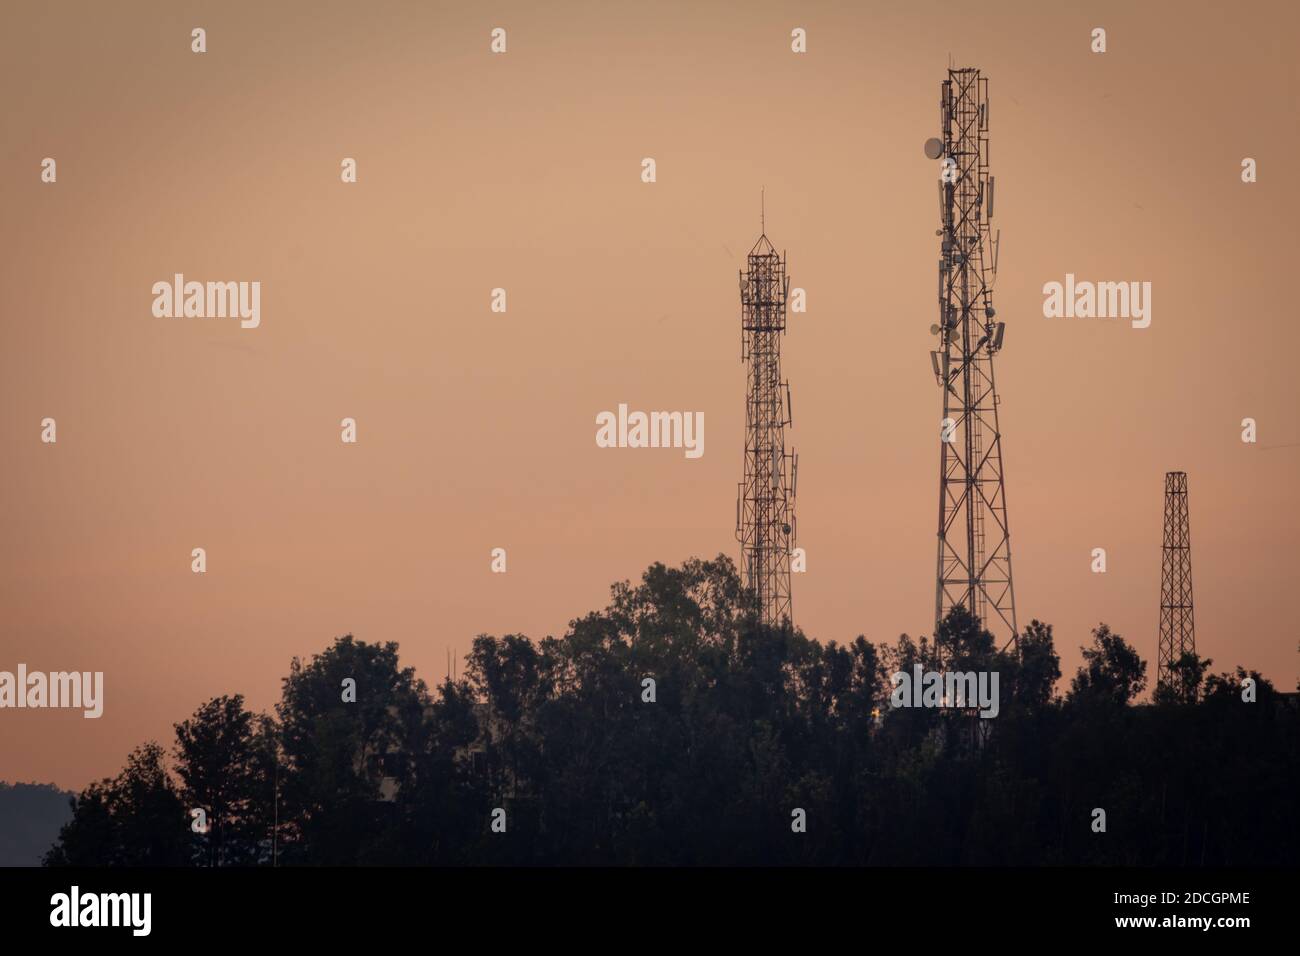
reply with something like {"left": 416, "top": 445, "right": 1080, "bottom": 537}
{"left": 2, "top": 0, "right": 1298, "bottom": 789}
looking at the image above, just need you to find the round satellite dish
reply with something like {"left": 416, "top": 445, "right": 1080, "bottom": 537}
{"left": 930, "top": 324, "right": 941, "bottom": 335}
{"left": 923, "top": 137, "right": 944, "bottom": 159}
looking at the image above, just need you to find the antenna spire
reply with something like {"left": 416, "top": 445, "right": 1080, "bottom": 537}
{"left": 761, "top": 186, "right": 765, "bottom": 234}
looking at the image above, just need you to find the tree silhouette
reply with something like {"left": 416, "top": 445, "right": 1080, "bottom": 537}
{"left": 173, "top": 695, "right": 270, "bottom": 866}
{"left": 274, "top": 636, "right": 428, "bottom": 864}
{"left": 42, "top": 556, "right": 1300, "bottom": 867}
{"left": 44, "top": 743, "right": 189, "bottom": 866}
{"left": 1153, "top": 651, "right": 1213, "bottom": 706}
{"left": 1068, "top": 624, "right": 1147, "bottom": 706}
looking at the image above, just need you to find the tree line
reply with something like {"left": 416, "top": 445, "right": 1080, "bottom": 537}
{"left": 45, "top": 556, "right": 1299, "bottom": 866}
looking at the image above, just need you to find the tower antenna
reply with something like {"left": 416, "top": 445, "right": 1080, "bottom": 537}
{"left": 736, "top": 209, "right": 797, "bottom": 627}
{"left": 1157, "top": 471, "right": 1196, "bottom": 693}
{"left": 927, "top": 66, "right": 1018, "bottom": 649}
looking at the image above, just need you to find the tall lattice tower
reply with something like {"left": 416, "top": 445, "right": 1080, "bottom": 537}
{"left": 1157, "top": 471, "right": 1196, "bottom": 688}
{"left": 925, "top": 66, "right": 1017, "bottom": 648}
{"left": 736, "top": 216, "right": 797, "bottom": 627}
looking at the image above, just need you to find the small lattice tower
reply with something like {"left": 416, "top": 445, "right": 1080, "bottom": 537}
{"left": 1157, "top": 470, "right": 1196, "bottom": 689}
{"left": 736, "top": 208, "right": 797, "bottom": 627}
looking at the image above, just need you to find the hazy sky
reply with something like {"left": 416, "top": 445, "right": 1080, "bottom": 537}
{"left": 2, "top": 0, "right": 1297, "bottom": 789}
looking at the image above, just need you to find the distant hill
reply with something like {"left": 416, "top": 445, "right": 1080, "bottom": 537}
{"left": 0, "top": 782, "right": 75, "bottom": 866}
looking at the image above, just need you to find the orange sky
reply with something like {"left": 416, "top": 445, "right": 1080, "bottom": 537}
{"left": 2, "top": 0, "right": 1298, "bottom": 789}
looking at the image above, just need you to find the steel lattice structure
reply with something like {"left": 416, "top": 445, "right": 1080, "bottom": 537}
{"left": 928, "top": 67, "right": 1017, "bottom": 648}
{"left": 736, "top": 228, "right": 797, "bottom": 628}
{"left": 1157, "top": 471, "right": 1196, "bottom": 688}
